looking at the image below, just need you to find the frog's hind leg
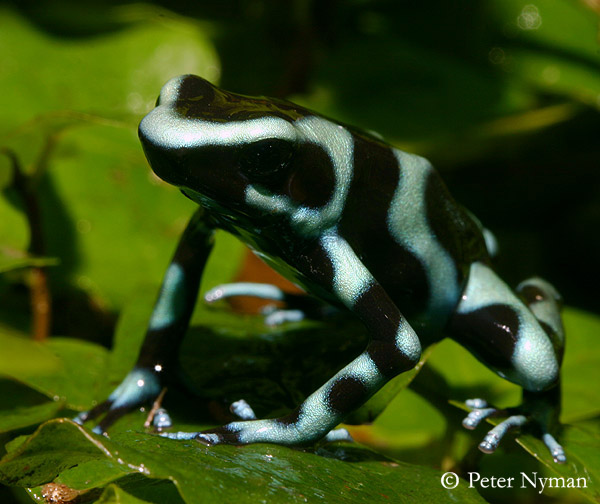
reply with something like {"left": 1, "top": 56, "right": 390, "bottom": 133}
{"left": 448, "top": 263, "right": 565, "bottom": 462}
{"left": 205, "top": 282, "right": 339, "bottom": 325}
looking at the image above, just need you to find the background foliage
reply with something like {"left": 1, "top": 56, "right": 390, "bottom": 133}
{"left": 1, "top": 0, "right": 599, "bottom": 503}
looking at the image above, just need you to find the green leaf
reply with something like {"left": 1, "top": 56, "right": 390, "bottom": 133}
{"left": 0, "top": 153, "right": 11, "bottom": 190}
{"left": 0, "top": 326, "right": 111, "bottom": 410}
{"left": 353, "top": 387, "right": 447, "bottom": 456}
{"left": 29, "top": 482, "right": 151, "bottom": 504}
{"left": 0, "top": 5, "right": 220, "bottom": 136}
{"left": 0, "top": 326, "right": 61, "bottom": 379}
{"left": 490, "top": 0, "right": 600, "bottom": 106}
{"left": 0, "top": 419, "right": 488, "bottom": 504}
{"left": 347, "top": 345, "right": 435, "bottom": 424}
{"left": 95, "top": 485, "right": 155, "bottom": 504}
{"left": 0, "top": 380, "right": 64, "bottom": 434}
{"left": 561, "top": 309, "right": 600, "bottom": 422}
{"left": 516, "top": 417, "right": 600, "bottom": 503}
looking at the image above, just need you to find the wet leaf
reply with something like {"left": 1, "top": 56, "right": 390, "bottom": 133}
{"left": 0, "top": 326, "right": 110, "bottom": 410}
{"left": 516, "top": 417, "right": 600, "bottom": 503}
{"left": 0, "top": 419, "right": 488, "bottom": 504}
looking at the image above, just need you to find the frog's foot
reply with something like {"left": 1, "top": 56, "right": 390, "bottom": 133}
{"left": 228, "top": 399, "right": 353, "bottom": 443}
{"left": 162, "top": 399, "right": 353, "bottom": 446}
{"left": 541, "top": 433, "right": 567, "bottom": 464}
{"left": 149, "top": 408, "right": 173, "bottom": 430}
{"left": 462, "top": 398, "right": 566, "bottom": 463}
{"left": 462, "top": 398, "right": 506, "bottom": 429}
{"left": 73, "top": 367, "right": 162, "bottom": 435}
{"left": 261, "top": 306, "right": 307, "bottom": 326}
{"left": 205, "top": 282, "right": 338, "bottom": 325}
{"left": 162, "top": 424, "right": 353, "bottom": 446}
{"left": 205, "top": 282, "right": 288, "bottom": 304}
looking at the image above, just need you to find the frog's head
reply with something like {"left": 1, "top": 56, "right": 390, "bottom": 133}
{"left": 139, "top": 75, "right": 350, "bottom": 235}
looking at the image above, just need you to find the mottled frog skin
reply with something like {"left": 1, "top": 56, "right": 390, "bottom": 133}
{"left": 75, "top": 75, "right": 566, "bottom": 463}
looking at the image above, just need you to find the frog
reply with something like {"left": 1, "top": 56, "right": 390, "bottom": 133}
{"left": 75, "top": 75, "right": 566, "bottom": 463}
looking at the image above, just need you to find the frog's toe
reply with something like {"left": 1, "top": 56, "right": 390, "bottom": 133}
{"left": 160, "top": 430, "right": 219, "bottom": 444}
{"left": 230, "top": 399, "right": 257, "bottom": 420}
{"left": 194, "top": 432, "right": 224, "bottom": 446}
{"left": 543, "top": 433, "right": 566, "bottom": 464}
{"left": 465, "top": 398, "right": 489, "bottom": 409}
{"left": 478, "top": 415, "right": 528, "bottom": 454}
{"left": 151, "top": 407, "right": 172, "bottom": 430}
{"left": 262, "top": 307, "right": 306, "bottom": 326}
{"left": 463, "top": 408, "right": 497, "bottom": 430}
{"left": 205, "top": 282, "right": 286, "bottom": 303}
{"left": 323, "top": 428, "right": 353, "bottom": 443}
{"left": 462, "top": 398, "right": 505, "bottom": 430}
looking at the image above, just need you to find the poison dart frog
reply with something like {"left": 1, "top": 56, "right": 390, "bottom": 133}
{"left": 75, "top": 75, "right": 566, "bottom": 463}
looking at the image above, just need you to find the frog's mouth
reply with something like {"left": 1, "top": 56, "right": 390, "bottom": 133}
{"left": 180, "top": 188, "right": 219, "bottom": 210}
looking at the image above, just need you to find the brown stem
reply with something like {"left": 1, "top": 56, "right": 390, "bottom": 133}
{"left": 30, "top": 267, "right": 51, "bottom": 341}
{"left": 144, "top": 388, "right": 168, "bottom": 428}
{"left": 2, "top": 148, "right": 52, "bottom": 341}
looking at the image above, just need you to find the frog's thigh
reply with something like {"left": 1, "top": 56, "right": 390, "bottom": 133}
{"left": 449, "top": 262, "right": 559, "bottom": 392}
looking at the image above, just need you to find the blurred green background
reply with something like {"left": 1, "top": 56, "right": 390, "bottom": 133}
{"left": 1, "top": 1, "right": 599, "bottom": 503}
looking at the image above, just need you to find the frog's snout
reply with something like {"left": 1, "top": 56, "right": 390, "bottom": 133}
{"left": 155, "top": 74, "right": 216, "bottom": 108}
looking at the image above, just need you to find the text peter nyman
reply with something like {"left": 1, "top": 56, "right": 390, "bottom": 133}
{"left": 441, "top": 471, "right": 588, "bottom": 494}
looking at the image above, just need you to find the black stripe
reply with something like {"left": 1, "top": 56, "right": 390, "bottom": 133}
{"left": 287, "top": 143, "right": 336, "bottom": 208}
{"left": 367, "top": 339, "right": 414, "bottom": 379}
{"left": 326, "top": 376, "right": 369, "bottom": 415}
{"left": 277, "top": 408, "right": 302, "bottom": 426}
{"left": 294, "top": 240, "right": 336, "bottom": 293}
{"left": 177, "top": 75, "right": 306, "bottom": 122}
{"left": 248, "top": 142, "right": 336, "bottom": 209}
{"left": 353, "top": 283, "right": 401, "bottom": 340}
{"left": 198, "top": 425, "right": 240, "bottom": 445}
{"left": 424, "top": 170, "right": 489, "bottom": 283}
{"left": 338, "top": 137, "right": 429, "bottom": 317}
{"left": 450, "top": 304, "right": 520, "bottom": 369}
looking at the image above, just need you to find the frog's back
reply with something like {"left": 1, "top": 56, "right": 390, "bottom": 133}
{"left": 338, "top": 134, "right": 489, "bottom": 328}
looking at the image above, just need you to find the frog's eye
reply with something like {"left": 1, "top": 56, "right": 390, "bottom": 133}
{"left": 239, "top": 138, "right": 294, "bottom": 182}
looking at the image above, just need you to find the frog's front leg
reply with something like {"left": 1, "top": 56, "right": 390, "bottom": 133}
{"left": 449, "top": 263, "right": 566, "bottom": 462}
{"left": 74, "top": 209, "right": 215, "bottom": 434}
{"left": 166, "top": 230, "right": 421, "bottom": 446}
